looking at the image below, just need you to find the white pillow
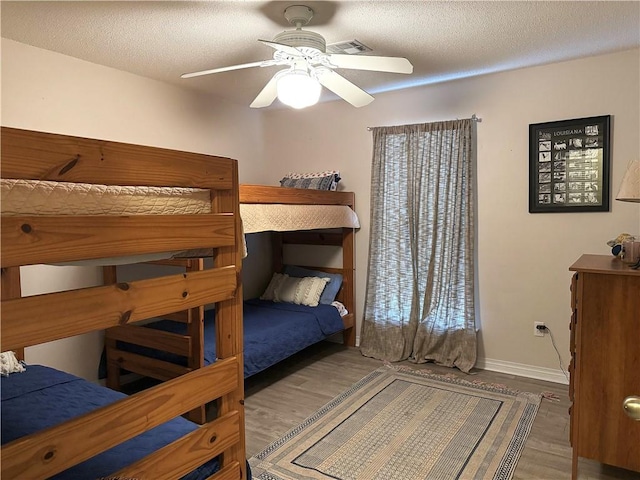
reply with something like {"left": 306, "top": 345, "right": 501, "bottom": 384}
{"left": 275, "top": 276, "right": 330, "bottom": 307}
{"left": 260, "top": 273, "right": 289, "bottom": 301}
{"left": 1, "top": 351, "right": 25, "bottom": 376}
{"left": 274, "top": 276, "right": 303, "bottom": 303}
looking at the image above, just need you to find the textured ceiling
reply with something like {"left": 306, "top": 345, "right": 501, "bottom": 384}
{"left": 2, "top": 1, "right": 639, "bottom": 109}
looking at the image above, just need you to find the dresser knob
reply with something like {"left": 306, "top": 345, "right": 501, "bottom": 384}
{"left": 623, "top": 396, "right": 640, "bottom": 420}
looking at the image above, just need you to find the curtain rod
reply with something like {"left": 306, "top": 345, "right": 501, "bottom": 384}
{"left": 367, "top": 114, "right": 482, "bottom": 131}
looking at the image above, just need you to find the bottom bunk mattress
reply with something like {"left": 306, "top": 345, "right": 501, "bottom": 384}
{"left": 114, "top": 299, "right": 345, "bottom": 378}
{"left": 1, "top": 365, "right": 243, "bottom": 480}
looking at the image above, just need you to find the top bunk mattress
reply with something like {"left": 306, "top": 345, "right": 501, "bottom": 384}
{"left": 1, "top": 178, "right": 360, "bottom": 233}
{"left": 1, "top": 179, "right": 211, "bottom": 216}
{"left": 241, "top": 203, "right": 359, "bottom": 233}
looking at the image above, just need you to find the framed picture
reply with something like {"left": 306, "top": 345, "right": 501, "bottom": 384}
{"left": 529, "top": 115, "right": 611, "bottom": 213}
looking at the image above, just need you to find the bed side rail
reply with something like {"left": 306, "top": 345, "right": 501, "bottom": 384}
{"left": 105, "top": 328, "right": 193, "bottom": 386}
{"left": 207, "top": 462, "right": 243, "bottom": 480}
{"left": 1, "top": 127, "right": 234, "bottom": 190}
{"left": 1, "top": 213, "right": 234, "bottom": 267}
{"left": 1, "top": 266, "right": 237, "bottom": 352}
{"left": 240, "top": 184, "right": 354, "bottom": 206}
{"left": 113, "top": 412, "right": 240, "bottom": 480}
{"left": 107, "top": 350, "right": 191, "bottom": 384}
{"left": 106, "top": 325, "right": 191, "bottom": 357}
{"left": 0, "top": 357, "right": 242, "bottom": 480}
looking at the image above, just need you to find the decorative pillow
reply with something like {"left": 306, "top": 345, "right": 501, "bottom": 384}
{"left": 285, "top": 170, "right": 341, "bottom": 181}
{"left": 274, "top": 276, "right": 330, "bottom": 307}
{"left": 280, "top": 176, "right": 335, "bottom": 191}
{"left": 1, "top": 351, "right": 25, "bottom": 376}
{"left": 280, "top": 171, "right": 341, "bottom": 191}
{"left": 283, "top": 265, "right": 343, "bottom": 305}
{"left": 260, "top": 272, "right": 289, "bottom": 301}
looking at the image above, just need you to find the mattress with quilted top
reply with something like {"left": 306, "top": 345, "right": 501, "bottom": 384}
{"left": 1, "top": 178, "right": 360, "bottom": 233}
{"left": 1, "top": 178, "right": 212, "bottom": 216}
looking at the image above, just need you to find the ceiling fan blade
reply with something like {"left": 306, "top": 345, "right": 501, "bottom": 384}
{"left": 328, "top": 54, "right": 413, "bottom": 74}
{"left": 259, "top": 39, "right": 303, "bottom": 57}
{"left": 250, "top": 73, "right": 280, "bottom": 108}
{"left": 316, "top": 70, "right": 374, "bottom": 108}
{"left": 181, "top": 61, "right": 266, "bottom": 79}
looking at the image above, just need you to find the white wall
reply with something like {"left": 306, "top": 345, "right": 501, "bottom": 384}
{"left": 260, "top": 48, "right": 640, "bottom": 379}
{"left": 3, "top": 38, "right": 638, "bottom": 382}
{"left": 1, "top": 39, "right": 266, "bottom": 380}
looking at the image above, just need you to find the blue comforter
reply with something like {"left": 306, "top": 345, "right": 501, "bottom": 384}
{"left": 117, "top": 299, "right": 345, "bottom": 378}
{"left": 1, "top": 365, "right": 220, "bottom": 480}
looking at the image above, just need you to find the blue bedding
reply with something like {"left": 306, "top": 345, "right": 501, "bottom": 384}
{"left": 1, "top": 365, "right": 221, "bottom": 480}
{"left": 115, "top": 299, "right": 345, "bottom": 378}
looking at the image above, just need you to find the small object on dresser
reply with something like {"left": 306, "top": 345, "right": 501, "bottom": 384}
{"left": 620, "top": 236, "right": 639, "bottom": 261}
{"left": 606, "top": 232, "right": 634, "bottom": 257}
{"left": 621, "top": 238, "right": 640, "bottom": 268}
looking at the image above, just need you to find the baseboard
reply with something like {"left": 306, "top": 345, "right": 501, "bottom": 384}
{"left": 476, "top": 357, "right": 569, "bottom": 385}
{"left": 331, "top": 336, "right": 567, "bottom": 385}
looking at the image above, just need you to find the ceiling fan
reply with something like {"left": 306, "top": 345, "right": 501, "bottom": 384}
{"left": 181, "top": 4, "right": 413, "bottom": 109}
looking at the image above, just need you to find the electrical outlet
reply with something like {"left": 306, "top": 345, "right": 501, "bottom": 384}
{"left": 534, "top": 321, "right": 546, "bottom": 337}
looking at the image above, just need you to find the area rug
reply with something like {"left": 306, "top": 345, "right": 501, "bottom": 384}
{"left": 249, "top": 366, "right": 541, "bottom": 480}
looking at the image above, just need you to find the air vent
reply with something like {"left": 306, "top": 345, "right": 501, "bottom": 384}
{"left": 326, "top": 40, "right": 372, "bottom": 55}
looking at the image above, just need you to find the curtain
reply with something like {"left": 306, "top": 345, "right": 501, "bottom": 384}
{"left": 359, "top": 119, "right": 476, "bottom": 373}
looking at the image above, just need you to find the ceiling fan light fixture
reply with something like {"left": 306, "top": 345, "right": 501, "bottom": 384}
{"left": 276, "top": 69, "right": 321, "bottom": 109}
{"left": 181, "top": 4, "right": 413, "bottom": 109}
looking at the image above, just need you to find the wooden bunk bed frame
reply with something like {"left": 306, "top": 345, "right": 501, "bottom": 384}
{"left": 103, "top": 185, "right": 357, "bottom": 415}
{"left": 241, "top": 183, "right": 356, "bottom": 347}
{"left": 0, "top": 127, "right": 248, "bottom": 480}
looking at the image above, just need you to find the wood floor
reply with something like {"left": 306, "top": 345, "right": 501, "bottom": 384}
{"left": 244, "top": 341, "right": 639, "bottom": 480}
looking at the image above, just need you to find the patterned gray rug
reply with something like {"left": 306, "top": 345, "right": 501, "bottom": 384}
{"left": 249, "top": 366, "right": 541, "bottom": 480}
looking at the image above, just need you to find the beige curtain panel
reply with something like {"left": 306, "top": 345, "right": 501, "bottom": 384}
{"left": 360, "top": 119, "right": 477, "bottom": 373}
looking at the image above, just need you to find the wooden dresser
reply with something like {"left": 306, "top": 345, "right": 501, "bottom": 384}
{"left": 569, "top": 255, "right": 640, "bottom": 479}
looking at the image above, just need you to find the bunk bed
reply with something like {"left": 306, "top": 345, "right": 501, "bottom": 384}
{"left": 102, "top": 185, "right": 359, "bottom": 412}
{"left": 0, "top": 127, "right": 248, "bottom": 480}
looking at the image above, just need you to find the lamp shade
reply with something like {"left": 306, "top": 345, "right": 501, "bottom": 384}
{"left": 616, "top": 159, "right": 640, "bottom": 203}
{"left": 277, "top": 70, "right": 321, "bottom": 109}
